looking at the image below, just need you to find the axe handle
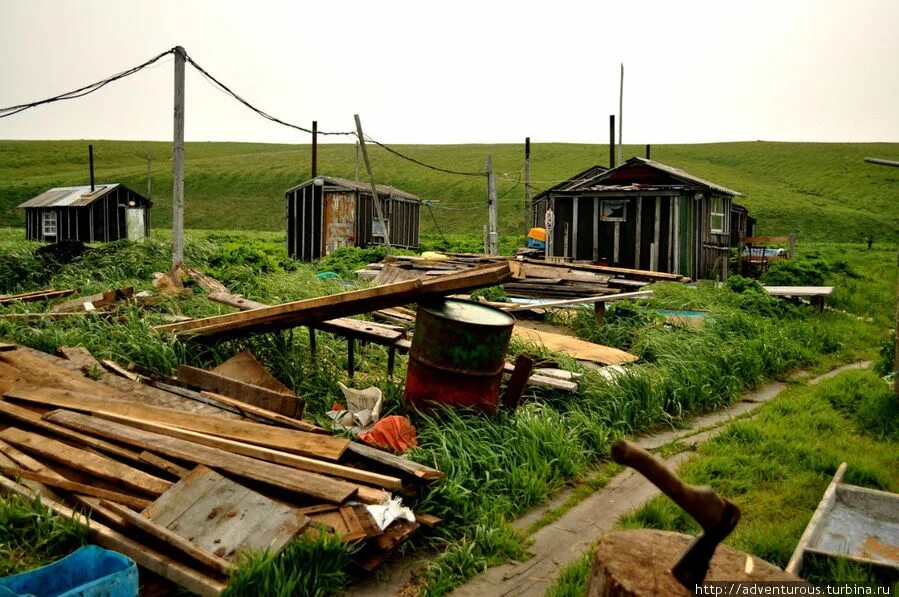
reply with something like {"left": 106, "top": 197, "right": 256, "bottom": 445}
{"left": 611, "top": 439, "right": 727, "bottom": 532}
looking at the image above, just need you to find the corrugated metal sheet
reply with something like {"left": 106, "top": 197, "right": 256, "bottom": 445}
{"left": 532, "top": 165, "right": 609, "bottom": 201}
{"left": 18, "top": 184, "right": 120, "bottom": 208}
{"left": 285, "top": 176, "right": 421, "bottom": 202}
{"left": 582, "top": 158, "right": 742, "bottom": 197}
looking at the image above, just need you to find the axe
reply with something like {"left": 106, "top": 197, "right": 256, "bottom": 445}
{"left": 611, "top": 439, "right": 741, "bottom": 587}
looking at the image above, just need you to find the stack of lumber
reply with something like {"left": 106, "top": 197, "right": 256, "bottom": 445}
{"left": 356, "top": 254, "right": 688, "bottom": 300}
{"left": 0, "top": 344, "right": 442, "bottom": 595}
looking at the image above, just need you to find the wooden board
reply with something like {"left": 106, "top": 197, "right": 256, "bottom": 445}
{"left": 51, "top": 287, "right": 134, "bottom": 313}
{"left": 143, "top": 465, "right": 309, "bottom": 562}
{"left": 763, "top": 286, "right": 834, "bottom": 297}
{"left": 0, "top": 427, "right": 171, "bottom": 496}
{"left": 92, "top": 413, "right": 404, "bottom": 490}
{"left": 211, "top": 349, "right": 294, "bottom": 395}
{"left": 176, "top": 365, "right": 304, "bottom": 418}
{"left": 4, "top": 385, "right": 347, "bottom": 461}
{"left": 153, "top": 263, "right": 511, "bottom": 338}
{"left": 346, "top": 441, "right": 444, "bottom": 481}
{"left": 0, "top": 474, "right": 227, "bottom": 597}
{"left": 0, "top": 466, "right": 152, "bottom": 509}
{"left": 45, "top": 410, "right": 358, "bottom": 504}
{"left": 512, "top": 326, "right": 638, "bottom": 365}
{"left": 57, "top": 346, "right": 103, "bottom": 373}
{"left": 0, "top": 288, "right": 78, "bottom": 305}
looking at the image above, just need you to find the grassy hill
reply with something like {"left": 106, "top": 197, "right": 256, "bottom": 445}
{"left": 1, "top": 139, "right": 897, "bottom": 243}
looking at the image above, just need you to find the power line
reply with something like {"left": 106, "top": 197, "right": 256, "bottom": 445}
{"left": 424, "top": 203, "right": 450, "bottom": 243}
{"left": 183, "top": 50, "right": 354, "bottom": 137}
{"left": 363, "top": 135, "right": 485, "bottom": 177}
{"left": 0, "top": 49, "right": 175, "bottom": 119}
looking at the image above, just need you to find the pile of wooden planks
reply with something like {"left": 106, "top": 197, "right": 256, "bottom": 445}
{"left": 0, "top": 288, "right": 78, "bottom": 306}
{"left": 0, "top": 344, "right": 442, "bottom": 595}
{"left": 356, "top": 254, "right": 688, "bottom": 300}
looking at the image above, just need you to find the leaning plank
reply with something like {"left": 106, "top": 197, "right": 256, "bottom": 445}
{"left": 100, "top": 500, "right": 235, "bottom": 576}
{"left": 0, "top": 475, "right": 226, "bottom": 597}
{"left": 503, "top": 290, "right": 654, "bottom": 312}
{"left": 512, "top": 327, "right": 638, "bottom": 365}
{"left": 139, "top": 451, "right": 189, "bottom": 478}
{"left": 0, "top": 399, "right": 145, "bottom": 466}
{"left": 0, "top": 467, "right": 152, "bottom": 509}
{"left": 0, "top": 427, "right": 172, "bottom": 496}
{"left": 92, "top": 414, "right": 403, "bottom": 491}
{"left": 176, "top": 365, "right": 303, "bottom": 418}
{"left": 45, "top": 410, "right": 358, "bottom": 504}
{"left": 0, "top": 288, "right": 78, "bottom": 306}
{"left": 347, "top": 442, "right": 444, "bottom": 481}
{"left": 5, "top": 385, "right": 346, "bottom": 461}
{"left": 153, "top": 262, "right": 510, "bottom": 338}
{"left": 100, "top": 359, "right": 142, "bottom": 382}
{"left": 521, "top": 258, "right": 686, "bottom": 282}
{"left": 0, "top": 343, "right": 16, "bottom": 352}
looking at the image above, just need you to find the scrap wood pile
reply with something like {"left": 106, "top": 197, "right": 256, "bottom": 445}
{"left": 357, "top": 254, "right": 688, "bottom": 299}
{"left": 0, "top": 344, "right": 443, "bottom": 596}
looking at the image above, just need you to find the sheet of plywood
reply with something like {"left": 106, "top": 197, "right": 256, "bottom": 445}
{"left": 512, "top": 326, "right": 638, "bottom": 365}
{"left": 211, "top": 350, "right": 294, "bottom": 395}
{"left": 45, "top": 410, "right": 358, "bottom": 504}
{"left": 143, "top": 465, "right": 308, "bottom": 562}
{"left": 0, "top": 427, "right": 171, "bottom": 496}
{"left": 4, "top": 385, "right": 347, "bottom": 461}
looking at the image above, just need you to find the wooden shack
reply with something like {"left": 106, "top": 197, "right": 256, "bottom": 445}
{"left": 18, "top": 184, "right": 151, "bottom": 243}
{"left": 285, "top": 176, "right": 421, "bottom": 261}
{"left": 531, "top": 157, "right": 745, "bottom": 280}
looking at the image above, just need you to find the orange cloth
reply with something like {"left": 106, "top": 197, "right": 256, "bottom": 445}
{"left": 358, "top": 416, "right": 418, "bottom": 454}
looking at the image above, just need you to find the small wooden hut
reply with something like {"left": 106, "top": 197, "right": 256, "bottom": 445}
{"left": 18, "top": 184, "right": 151, "bottom": 243}
{"left": 285, "top": 176, "right": 421, "bottom": 261}
{"left": 531, "top": 157, "right": 745, "bottom": 280}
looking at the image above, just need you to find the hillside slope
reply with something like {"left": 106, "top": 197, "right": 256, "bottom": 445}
{"left": 1, "top": 140, "right": 897, "bottom": 243}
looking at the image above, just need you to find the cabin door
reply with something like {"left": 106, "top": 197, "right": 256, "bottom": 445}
{"left": 126, "top": 208, "right": 146, "bottom": 241}
{"left": 323, "top": 192, "right": 355, "bottom": 255}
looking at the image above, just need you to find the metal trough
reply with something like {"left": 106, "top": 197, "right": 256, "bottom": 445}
{"left": 787, "top": 463, "right": 899, "bottom": 579}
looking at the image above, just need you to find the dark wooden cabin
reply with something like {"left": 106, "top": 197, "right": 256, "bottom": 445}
{"left": 285, "top": 176, "right": 421, "bottom": 261}
{"left": 531, "top": 157, "right": 745, "bottom": 280}
{"left": 18, "top": 184, "right": 151, "bottom": 243}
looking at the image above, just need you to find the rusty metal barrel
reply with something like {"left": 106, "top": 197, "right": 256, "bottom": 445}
{"left": 404, "top": 298, "right": 515, "bottom": 413}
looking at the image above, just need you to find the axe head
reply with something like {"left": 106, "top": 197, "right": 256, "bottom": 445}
{"left": 671, "top": 500, "right": 741, "bottom": 588}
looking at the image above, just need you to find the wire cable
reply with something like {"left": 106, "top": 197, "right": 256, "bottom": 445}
{"left": 424, "top": 202, "right": 450, "bottom": 244}
{"left": 0, "top": 49, "right": 175, "bottom": 119}
{"left": 363, "top": 135, "right": 485, "bottom": 177}
{"left": 183, "top": 50, "right": 354, "bottom": 137}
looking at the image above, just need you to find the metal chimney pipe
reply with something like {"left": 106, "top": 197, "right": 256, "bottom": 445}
{"left": 311, "top": 121, "right": 318, "bottom": 177}
{"left": 89, "top": 144, "right": 95, "bottom": 191}
{"left": 609, "top": 115, "right": 616, "bottom": 168}
{"left": 646, "top": 144, "right": 651, "bottom": 160}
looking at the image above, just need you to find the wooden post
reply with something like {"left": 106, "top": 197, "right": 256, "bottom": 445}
{"left": 387, "top": 346, "right": 396, "bottom": 378}
{"left": 308, "top": 328, "right": 317, "bottom": 358}
{"left": 171, "top": 46, "right": 186, "bottom": 269}
{"left": 311, "top": 121, "right": 318, "bottom": 177}
{"left": 572, "top": 196, "right": 579, "bottom": 258}
{"left": 609, "top": 115, "right": 616, "bottom": 168}
{"left": 618, "top": 63, "right": 624, "bottom": 166}
{"left": 524, "top": 137, "right": 531, "bottom": 237}
{"left": 146, "top": 152, "right": 152, "bottom": 203}
{"left": 594, "top": 301, "right": 606, "bottom": 324}
{"left": 593, "top": 197, "right": 600, "bottom": 262}
{"left": 485, "top": 155, "right": 498, "bottom": 255}
{"left": 353, "top": 114, "right": 392, "bottom": 251}
{"left": 635, "top": 198, "right": 642, "bottom": 268}
{"left": 653, "top": 196, "right": 661, "bottom": 271}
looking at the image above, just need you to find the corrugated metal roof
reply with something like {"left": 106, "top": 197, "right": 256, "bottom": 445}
{"left": 532, "top": 165, "right": 609, "bottom": 201}
{"left": 18, "top": 184, "right": 121, "bottom": 208}
{"left": 605, "top": 158, "right": 742, "bottom": 196}
{"left": 285, "top": 176, "right": 421, "bottom": 202}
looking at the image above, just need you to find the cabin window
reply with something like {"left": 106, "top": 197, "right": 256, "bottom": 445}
{"left": 42, "top": 211, "right": 57, "bottom": 237}
{"left": 372, "top": 218, "right": 390, "bottom": 240}
{"left": 600, "top": 200, "right": 627, "bottom": 222}
{"left": 710, "top": 196, "right": 728, "bottom": 234}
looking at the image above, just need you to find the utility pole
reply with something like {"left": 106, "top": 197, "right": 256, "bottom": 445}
{"left": 618, "top": 63, "right": 624, "bottom": 166}
{"left": 609, "top": 115, "right": 616, "bottom": 169}
{"left": 354, "top": 114, "right": 392, "bottom": 251}
{"left": 524, "top": 137, "right": 531, "bottom": 237}
{"left": 485, "top": 155, "right": 498, "bottom": 255}
{"left": 88, "top": 144, "right": 95, "bottom": 192}
{"left": 311, "top": 120, "right": 318, "bottom": 177}
{"left": 864, "top": 156, "right": 899, "bottom": 397}
{"left": 146, "top": 152, "right": 152, "bottom": 202}
{"left": 171, "top": 46, "right": 186, "bottom": 271}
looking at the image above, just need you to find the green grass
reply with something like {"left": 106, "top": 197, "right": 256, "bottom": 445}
{"left": 0, "top": 494, "right": 88, "bottom": 577}
{"left": 1, "top": 140, "right": 898, "bottom": 243}
{"left": 545, "top": 369, "right": 899, "bottom": 596}
{"left": 0, "top": 231, "right": 893, "bottom": 595}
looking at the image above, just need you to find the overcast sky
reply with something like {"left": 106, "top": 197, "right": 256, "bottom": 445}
{"left": 2, "top": 0, "right": 898, "bottom": 145}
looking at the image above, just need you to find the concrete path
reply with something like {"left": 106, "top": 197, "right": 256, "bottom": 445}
{"left": 352, "top": 362, "right": 869, "bottom": 597}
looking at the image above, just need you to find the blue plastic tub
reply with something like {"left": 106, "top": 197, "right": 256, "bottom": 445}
{"left": 0, "top": 545, "right": 138, "bottom": 597}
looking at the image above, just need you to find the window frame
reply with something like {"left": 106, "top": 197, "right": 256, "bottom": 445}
{"left": 42, "top": 211, "right": 58, "bottom": 237}
{"left": 600, "top": 200, "right": 627, "bottom": 222}
{"left": 710, "top": 196, "right": 728, "bottom": 234}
